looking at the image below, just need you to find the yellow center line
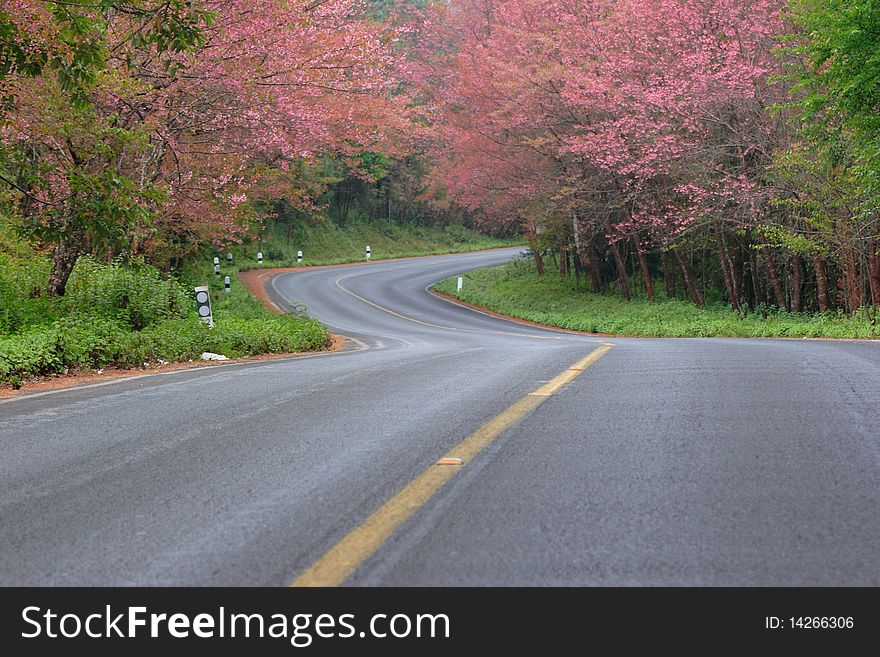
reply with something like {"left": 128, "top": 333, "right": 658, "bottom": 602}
{"left": 290, "top": 342, "right": 614, "bottom": 587}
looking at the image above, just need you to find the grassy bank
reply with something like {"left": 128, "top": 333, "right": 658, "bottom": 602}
{"left": 208, "top": 219, "right": 519, "bottom": 271}
{"left": 434, "top": 257, "right": 880, "bottom": 339}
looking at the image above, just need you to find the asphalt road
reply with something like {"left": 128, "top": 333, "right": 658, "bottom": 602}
{"left": 1, "top": 247, "right": 879, "bottom": 585}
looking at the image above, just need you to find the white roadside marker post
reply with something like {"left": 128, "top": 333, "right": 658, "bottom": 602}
{"left": 366, "top": 245, "right": 371, "bottom": 260}
{"left": 227, "top": 251, "right": 233, "bottom": 265}
{"left": 194, "top": 286, "right": 214, "bottom": 328}
{"left": 224, "top": 276, "right": 231, "bottom": 294}
{"left": 257, "top": 252, "right": 263, "bottom": 267}
{"left": 297, "top": 250, "right": 303, "bottom": 264}
{"left": 213, "top": 256, "right": 220, "bottom": 279}
{"left": 457, "top": 275, "right": 463, "bottom": 291}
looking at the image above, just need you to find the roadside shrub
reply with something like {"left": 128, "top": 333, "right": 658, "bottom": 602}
{"left": 0, "top": 254, "right": 54, "bottom": 334}
{"left": 0, "top": 313, "right": 329, "bottom": 384}
{"left": 64, "top": 258, "right": 190, "bottom": 329}
{"left": 0, "top": 316, "right": 127, "bottom": 380}
{"left": 444, "top": 223, "right": 477, "bottom": 244}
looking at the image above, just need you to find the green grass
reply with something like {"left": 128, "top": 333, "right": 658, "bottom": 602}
{"left": 203, "top": 219, "right": 519, "bottom": 271}
{"left": 434, "top": 257, "right": 880, "bottom": 339}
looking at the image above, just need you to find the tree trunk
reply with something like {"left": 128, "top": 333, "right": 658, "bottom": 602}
{"left": 533, "top": 249, "right": 545, "bottom": 276}
{"left": 585, "top": 241, "right": 605, "bottom": 293}
{"left": 749, "top": 249, "right": 761, "bottom": 306}
{"left": 559, "top": 246, "right": 568, "bottom": 278}
{"left": 714, "top": 221, "right": 740, "bottom": 311}
{"left": 763, "top": 248, "right": 788, "bottom": 310}
{"left": 741, "top": 243, "right": 755, "bottom": 309}
{"left": 674, "top": 248, "right": 704, "bottom": 306}
{"left": 632, "top": 231, "right": 654, "bottom": 300}
{"left": 842, "top": 244, "right": 862, "bottom": 312}
{"left": 47, "top": 223, "right": 85, "bottom": 297}
{"left": 740, "top": 260, "right": 753, "bottom": 309}
{"left": 527, "top": 226, "right": 545, "bottom": 276}
{"left": 867, "top": 238, "right": 880, "bottom": 306}
{"left": 609, "top": 239, "right": 631, "bottom": 300}
{"left": 570, "top": 209, "right": 590, "bottom": 291}
{"left": 662, "top": 251, "right": 676, "bottom": 299}
{"left": 790, "top": 254, "right": 803, "bottom": 313}
{"left": 732, "top": 241, "right": 747, "bottom": 307}
{"left": 814, "top": 255, "right": 829, "bottom": 312}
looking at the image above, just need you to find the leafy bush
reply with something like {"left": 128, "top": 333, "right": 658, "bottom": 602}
{"left": 0, "top": 316, "right": 127, "bottom": 380}
{"left": 116, "top": 315, "right": 328, "bottom": 365}
{"left": 0, "top": 313, "right": 329, "bottom": 384}
{"left": 0, "top": 253, "right": 54, "bottom": 334}
{"left": 63, "top": 258, "right": 191, "bottom": 330}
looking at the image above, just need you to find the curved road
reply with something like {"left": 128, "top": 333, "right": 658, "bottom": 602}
{"left": 1, "top": 247, "right": 879, "bottom": 585}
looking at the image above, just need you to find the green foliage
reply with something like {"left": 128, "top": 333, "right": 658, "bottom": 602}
{"left": 0, "top": 313, "right": 327, "bottom": 383}
{"left": 63, "top": 257, "right": 190, "bottom": 330}
{"left": 221, "top": 218, "right": 519, "bottom": 270}
{"left": 0, "top": 240, "right": 330, "bottom": 386}
{"left": 0, "top": 1, "right": 213, "bottom": 102}
{"left": 435, "top": 259, "right": 880, "bottom": 339}
{"left": 786, "top": 0, "right": 880, "bottom": 136}
{"left": 783, "top": 0, "right": 880, "bottom": 214}
{"left": 8, "top": 77, "right": 167, "bottom": 252}
{"left": 0, "top": 251, "right": 54, "bottom": 333}
{"left": 0, "top": 315, "right": 127, "bottom": 380}
{"left": 117, "top": 315, "right": 328, "bottom": 364}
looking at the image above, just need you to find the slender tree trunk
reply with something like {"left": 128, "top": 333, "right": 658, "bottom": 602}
{"left": 790, "top": 254, "right": 803, "bottom": 313}
{"left": 586, "top": 241, "right": 605, "bottom": 293}
{"left": 732, "top": 241, "right": 747, "bottom": 307}
{"left": 533, "top": 249, "right": 545, "bottom": 276}
{"left": 814, "top": 255, "right": 829, "bottom": 312}
{"left": 570, "top": 209, "right": 590, "bottom": 291}
{"left": 578, "top": 248, "right": 597, "bottom": 292}
{"left": 714, "top": 221, "right": 740, "bottom": 311}
{"left": 662, "top": 251, "right": 676, "bottom": 299}
{"left": 632, "top": 231, "right": 654, "bottom": 300}
{"left": 842, "top": 244, "right": 862, "bottom": 312}
{"left": 674, "top": 248, "right": 704, "bottom": 306}
{"left": 47, "top": 222, "right": 85, "bottom": 297}
{"left": 741, "top": 251, "right": 757, "bottom": 310}
{"left": 609, "top": 239, "right": 631, "bottom": 300}
{"left": 763, "top": 248, "right": 787, "bottom": 310}
{"left": 527, "top": 226, "right": 545, "bottom": 276}
{"left": 867, "top": 238, "right": 880, "bottom": 306}
{"left": 749, "top": 249, "right": 761, "bottom": 306}
{"left": 700, "top": 250, "right": 707, "bottom": 305}
{"left": 560, "top": 246, "right": 568, "bottom": 278}
{"left": 741, "top": 243, "right": 755, "bottom": 309}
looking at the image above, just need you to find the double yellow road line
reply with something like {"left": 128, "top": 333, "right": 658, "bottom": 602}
{"left": 291, "top": 343, "right": 614, "bottom": 587}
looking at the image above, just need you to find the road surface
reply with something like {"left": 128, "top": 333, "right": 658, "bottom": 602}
{"left": 1, "top": 248, "right": 879, "bottom": 585}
